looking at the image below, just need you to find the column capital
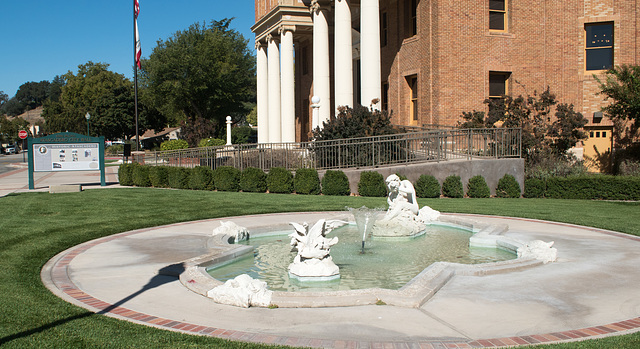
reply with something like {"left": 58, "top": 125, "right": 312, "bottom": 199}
{"left": 278, "top": 25, "right": 296, "bottom": 35}
{"left": 266, "top": 33, "right": 280, "bottom": 45}
{"left": 309, "top": 0, "right": 331, "bottom": 14}
{"left": 255, "top": 40, "right": 267, "bottom": 50}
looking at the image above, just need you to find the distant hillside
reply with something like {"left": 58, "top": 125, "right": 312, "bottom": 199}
{"left": 14, "top": 106, "right": 44, "bottom": 125}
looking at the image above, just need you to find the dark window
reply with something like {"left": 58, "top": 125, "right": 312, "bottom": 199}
{"left": 381, "top": 12, "right": 388, "bottom": 47}
{"left": 301, "top": 45, "right": 309, "bottom": 75}
{"left": 405, "top": 0, "right": 417, "bottom": 37}
{"left": 602, "top": 131, "right": 607, "bottom": 138}
{"left": 585, "top": 23, "right": 613, "bottom": 71}
{"left": 590, "top": 131, "right": 594, "bottom": 138}
{"left": 489, "top": 0, "right": 506, "bottom": 31}
{"left": 489, "top": 72, "right": 509, "bottom": 98}
{"left": 382, "top": 82, "right": 389, "bottom": 111}
{"left": 411, "top": 0, "right": 417, "bottom": 36}
{"left": 408, "top": 76, "right": 418, "bottom": 122}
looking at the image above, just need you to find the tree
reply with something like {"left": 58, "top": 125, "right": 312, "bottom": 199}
{"left": 42, "top": 62, "right": 164, "bottom": 139}
{"left": 313, "top": 105, "right": 396, "bottom": 141}
{"left": 596, "top": 65, "right": 640, "bottom": 127}
{"left": 140, "top": 18, "right": 255, "bottom": 135}
{"left": 547, "top": 103, "right": 588, "bottom": 155}
{"left": 15, "top": 81, "right": 51, "bottom": 110}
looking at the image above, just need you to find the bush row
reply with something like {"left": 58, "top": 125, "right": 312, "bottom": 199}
{"left": 120, "top": 164, "right": 523, "bottom": 198}
{"left": 118, "top": 164, "right": 352, "bottom": 196}
{"left": 524, "top": 175, "right": 640, "bottom": 200}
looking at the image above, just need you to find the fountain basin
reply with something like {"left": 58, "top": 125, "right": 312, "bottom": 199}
{"left": 180, "top": 212, "right": 544, "bottom": 308}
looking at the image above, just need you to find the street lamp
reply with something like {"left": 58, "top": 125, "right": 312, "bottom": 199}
{"left": 85, "top": 112, "right": 91, "bottom": 136}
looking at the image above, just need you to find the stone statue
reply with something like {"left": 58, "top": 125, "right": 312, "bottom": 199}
{"left": 288, "top": 219, "right": 347, "bottom": 279}
{"left": 212, "top": 221, "right": 249, "bottom": 243}
{"left": 207, "top": 274, "right": 272, "bottom": 308}
{"left": 517, "top": 240, "right": 558, "bottom": 264}
{"left": 372, "top": 174, "right": 440, "bottom": 237}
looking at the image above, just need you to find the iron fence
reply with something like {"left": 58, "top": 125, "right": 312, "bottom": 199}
{"left": 132, "top": 128, "right": 521, "bottom": 172}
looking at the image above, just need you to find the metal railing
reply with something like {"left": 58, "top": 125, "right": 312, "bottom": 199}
{"left": 132, "top": 128, "right": 521, "bottom": 171}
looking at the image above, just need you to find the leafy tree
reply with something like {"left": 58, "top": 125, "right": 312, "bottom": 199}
{"left": 15, "top": 81, "right": 51, "bottom": 110}
{"left": 140, "top": 18, "right": 255, "bottom": 135}
{"left": 547, "top": 103, "right": 588, "bottom": 155}
{"left": 42, "top": 62, "right": 164, "bottom": 139}
{"left": 596, "top": 65, "right": 640, "bottom": 127}
{"left": 2, "top": 98, "right": 25, "bottom": 117}
{"left": 0, "top": 116, "right": 30, "bottom": 144}
{"left": 457, "top": 110, "right": 497, "bottom": 129}
{"left": 313, "top": 105, "right": 396, "bottom": 141}
{"left": 0, "top": 91, "right": 7, "bottom": 111}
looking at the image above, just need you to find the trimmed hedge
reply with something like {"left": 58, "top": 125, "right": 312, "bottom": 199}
{"left": 267, "top": 167, "right": 294, "bottom": 194}
{"left": 415, "top": 175, "right": 441, "bottom": 198}
{"left": 442, "top": 175, "right": 464, "bottom": 198}
{"left": 190, "top": 166, "right": 214, "bottom": 190}
{"left": 212, "top": 166, "right": 241, "bottom": 192}
{"left": 167, "top": 167, "right": 191, "bottom": 189}
{"left": 294, "top": 168, "right": 321, "bottom": 195}
{"left": 148, "top": 166, "right": 169, "bottom": 188}
{"left": 545, "top": 176, "right": 640, "bottom": 200}
{"left": 357, "top": 171, "right": 387, "bottom": 197}
{"left": 132, "top": 164, "right": 151, "bottom": 187}
{"left": 160, "top": 139, "right": 188, "bottom": 151}
{"left": 467, "top": 175, "right": 490, "bottom": 198}
{"left": 240, "top": 167, "right": 267, "bottom": 193}
{"left": 496, "top": 174, "right": 521, "bottom": 198}
{"left": 322, "top": 170, "right": 350, "bottom": 196}
{"left": 524, "top": 178, "right": 546, "bottom": 198}
{"left": 118, "top": 163, "right": 135, "bottom": 186}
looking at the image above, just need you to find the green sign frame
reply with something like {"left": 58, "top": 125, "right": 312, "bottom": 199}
{"left": 27, "top": 132, "right": 106, "bottom": 190}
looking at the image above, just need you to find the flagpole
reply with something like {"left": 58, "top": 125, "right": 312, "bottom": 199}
{"left": 134, "top": 0, "right": 140, "bottom": 152}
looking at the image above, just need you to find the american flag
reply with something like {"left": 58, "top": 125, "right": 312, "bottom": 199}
{"left": 135, "top": 0, "right": 141, "bottom": 69}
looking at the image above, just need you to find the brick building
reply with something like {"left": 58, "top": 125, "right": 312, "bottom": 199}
{"left": 251, "top": 0, "right": 640, "bottom": 150}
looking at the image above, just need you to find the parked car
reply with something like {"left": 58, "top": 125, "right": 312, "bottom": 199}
{"left": 4, "top": 144, "right": 17, "bottom": 154}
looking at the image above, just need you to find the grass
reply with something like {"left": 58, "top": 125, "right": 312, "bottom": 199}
{"left": 0, "top": 188, "right": 638, "bottom": 348}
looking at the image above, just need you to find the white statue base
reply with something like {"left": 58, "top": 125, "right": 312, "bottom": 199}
{"left": 517, "top": 240, "right": 558, "bottom": 264}
{"left": 207, "top": 274, "right": 272, "bottom": 308}
{"left": 288, "top": 256, "right": 340, "bottom": 281}
{"left": 372, "top": 215, "right": 426, "bottom": 237}
{"left": 212, "top": 221, "right": 249, "bottom": 243}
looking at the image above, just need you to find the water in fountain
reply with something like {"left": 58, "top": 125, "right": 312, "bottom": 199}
{"left": 348, "top": 206, "right": 383, "bottom": 253}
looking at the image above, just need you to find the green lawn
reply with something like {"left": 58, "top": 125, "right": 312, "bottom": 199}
{"left": 0, "top": 188, "right": 638, "bottom": 348}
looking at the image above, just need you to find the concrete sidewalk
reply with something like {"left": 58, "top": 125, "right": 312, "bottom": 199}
{"left": 0, "top": 162, "right": 120, "bottom": 197}
{"left": 41, "top": 212, "right": 640, "bottom": 348}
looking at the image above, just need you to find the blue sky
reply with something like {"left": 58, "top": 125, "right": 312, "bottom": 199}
{"left": 0, "top": 1, "right": 256, "bottom": 98}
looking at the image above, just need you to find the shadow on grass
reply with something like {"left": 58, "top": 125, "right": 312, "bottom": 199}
{"left": 0, "top": 263, "right": 184, "bottom": 345}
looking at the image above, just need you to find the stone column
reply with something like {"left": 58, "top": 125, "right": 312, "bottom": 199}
{"left": 311, "top": 0, "right": 331, "bottom": 129}
{"left": 334, "top": 0, "right": 354, "bottom": 114}
{"left": 256, "top": 42, "right": 269, "bottom": 143}
{"left": 360, "top": 0, "right": 382, "bottom": 110}
{"left": 267, "top": 34, "right": 282, "bottom": 143}
{"left": 280, "top": 26, "right": 296, "bottom": 143}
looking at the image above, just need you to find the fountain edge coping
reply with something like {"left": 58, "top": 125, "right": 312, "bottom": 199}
{"left": 178, "top": 213, "right": 544, "bottom": 308}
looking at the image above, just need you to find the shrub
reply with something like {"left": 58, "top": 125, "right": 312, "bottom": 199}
{"left": 132, "top": 164, "right": 151, "bottom": 187}
{"left": 189, "top": 166, "right": 214, "bottom": 190}
{"left": 167, "top": 167, "right": 191, "bottom": 189}
{"left": 240, "top": 167, "right": 267, "bottom": 193}
{"left": 496, "top": 174, "right": 521, "bottom": 198}
{"left": 160, "top": 139, "right": 189, "bottom": 151}
{"left": 545, "top": 175, "right": 640, "bottom": 200}
{"left": 148, "top": 166, "right": 169, "bottom": 188}
{"left": 106, "top": 144, "right": 124, "bottom": 155}
{"left": 442, "top": 175, "right": 464, "bottom": 198}
{"left": 212, "top": 166, "right": 241, "bottom": 192}
{"left": 415, "top": 175, "right": 441, "bottom": 198}
{"left": 322, "top": 170, "right": 351, "bottom": 196}
{"left": 294, "top": 168, "right": 321, "bottom": 195}
{"left": 357, "top": 171, "right": 387, "bottom": 197}
{"left": 267, "top": 167, "right": 293, "bottom": 194}
{"left": 118, "top": 163, "right": 135, "bottom": 186}
{"left": 232, "top": 126, "right": 256, "bottom": 144}
{"left": 467, "top": 175, "right": 490, "bottom": 198}
{"left": 524, "top": 178, "right": 546, "bottom": 198}
{"left": 198, "top": 138, "right": 226, "bottom": 147}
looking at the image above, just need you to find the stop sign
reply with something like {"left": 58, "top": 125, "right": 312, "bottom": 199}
{"left": 18, "top": 130, "right": 28, "bottom": 139}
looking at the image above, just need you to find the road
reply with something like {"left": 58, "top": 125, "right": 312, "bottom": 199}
{"left": 0, "top": 153, "right": 27, "bottom": 175}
